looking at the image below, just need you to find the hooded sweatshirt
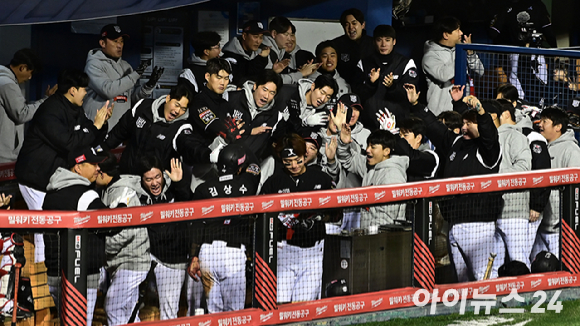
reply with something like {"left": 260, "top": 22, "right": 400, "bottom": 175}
{"left": 336, "top": 140, "right": 409, "bottom": 228}
{"left": 84, "top": 49, "right": 154, "bottom": 130}
{"left": 422, "top": 40, "right": 484, "bottom": 116}
{"left": 0, "top": 65, "right": 46, "bottom": 163}
{"left": 308, "top": 70, "right": 351, "bottom": 99}
{"left": 42, "top": 168, "right": 106, "bottom": 277}
{"left": 262, "top": 35, "right": 303, "bottom": 84}
{"left": 222, "top": 37, "right": 268, "bottom": 86}
{"left": 102, "top": 174, "right": 151, "bottom": 273}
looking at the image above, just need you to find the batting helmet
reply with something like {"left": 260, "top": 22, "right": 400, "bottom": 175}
{"left": 217, "top": 144, "right": 247, "bottom": 175}
{"left": 531, "top": 251, "right": 560, "bottom": 273}
{"left": 325, "top": 279, "right": 349, "bottom": 297}
{"left": 498, "top": 260, "right": 530, "bottom": 277}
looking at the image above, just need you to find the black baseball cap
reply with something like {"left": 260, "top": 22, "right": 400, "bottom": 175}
{"left": 300, "top": 129, "right": 322, "bottom": 151}
{"left": 218, "top": 144, "right": 247, "bottom": 174}
{"left": 101, "top": 24, "right": 129, "bottom": 40}
{"left": 242, "top": 20, "right": 268, "bottom": 35}
{"left": 339, "top": 93, "right": 363, "bottom": 111}
{"left": 67, "top": 147, "right": 107, "bottom": 168}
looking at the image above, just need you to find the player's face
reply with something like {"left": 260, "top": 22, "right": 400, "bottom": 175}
{"left": 205, "top": 70, "right": 230, "bottom": 95}
{"left": 100, "top": 37, "right": 124, "bottom": 59}
{"left": 142, "top": 168, "right": 164, "bottom": 197}
{"left": 164, "top": 96, "right": 189, "bottom": 121}
{"left": 539, "top": 118, "right": 561, "bottom": 143}
{"left": 253, "top": 82, "right": 277, "bottom": 108}
{"left": 305, "top": 143, "right": 318, "bottom": 164}
{"left": 95, "top": 171, "right": 112, "bottom": 187}
{"left": 309, "top": 85, "right": 334, "bottom": 108}
{"left": 366, "top": 143, "right": 389, "bottom": 166}
{"left": 400, "top": 130, "right": 422, "bottom": 150}
{"left": 375, "top": 36, "right": 396, "bottom": 55}
{"left": 282, "top": 155, "right": 306, "bottom": 176}
{"left": 319, "top": 47, "right": 337, "bottom": 73}
{"left": 76, "top": 163, "right": 100, "bottom": 183}
{"left": 242, "top": 33, "right": 263, "bottom": 52}
{"left": 349, "top": 108, "right": 360, "bottom": 126}
{"left": 343, "top": 15, "right": 365, "bottom": 41}
{"left": 205, "top": 44, "right": 221, "bottom": 60}
{"left": 446, "top": 27, "right": 463, "bottom": 46}
{"left": 70, "top": 87, "right": 87, "bottom": 106}
{"left": 461, "top": 119, "right": 479, "bottom": 140}
{"left": 274, "top": 26, "right": 293, "bottom": 50}
{"left": 285, "top": 33, "right": 297, "bottom": 52}
{"left": 15, "top": 65, "right": 33, "bottom": 84}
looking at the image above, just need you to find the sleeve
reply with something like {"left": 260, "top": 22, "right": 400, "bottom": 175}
{"left": 502, "top": 135, "right": 532, "bottom": 173}
{"left": 175, "top": 127, "right": 212, "bottom": 165}
{"left": 104, "top": 100, "right": 141, "bottom": 149}
{"left": 384, "top": 59, "right": 419, "bottom": 103}
{"left": 422, "top": 51, "right": 454, "bottom": 84}
{"left": 452, "top": 99, "right": 469, "bottom": 114}
{"left": 336, "top": 139, "right": 367, "bottom": 179}
{"left": 37, "top": 109, "right": 105, "bottom": 154}
{"left": 467, "top": 53, "right": 485, "bottom": 77}
{"left": 475, "top": 112, "right": 502, "bottom": 169}
{"left": 410, "top": 102, "right": 458, "bottom": 156}
{"left": 280, "top": 71, "right": 304, "bottom": 84}
{"left": 394, "top": 137, "right": 439, "bottom": 178}
{"left": 529, "top": 140, "right": 551, "bottom": 212}
{"left": 85, "top": 59, "right": 144, "bottom": 100}
{"left": 170, "top": 178, "right": 193, "bottom": 202}
{"left": 0, "top": 83, "right": 45, "bottom": 124}
{"left": 247, "top": 55, "right": 269, "bottom": 77}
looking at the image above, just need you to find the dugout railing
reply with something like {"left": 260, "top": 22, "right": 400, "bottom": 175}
{"left": 2, "top": 167, "right": 580, "bottom": 325}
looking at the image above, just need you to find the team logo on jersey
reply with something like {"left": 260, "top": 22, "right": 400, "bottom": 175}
{"left": 341, "top": 53, "right": 350, "bottom": 62}
{"left": 232, "top": 109, "right": 243, "bottom": 121}
{"left": 83, "top": 128, "right": 89, "bottom": 133}
{"left": 314, "top": 184, "right": 321, "bottom": 189}
{"left": 156, "top": 134, "right": 166, "bottom": 140}
{"left": 532, "top": 144, "right": 542, "bottom": 154}
{"left": 409, "top": 70, "right": 417, "bottom": 78}
{"left": 573, "top": 99, "right": 580, "bottom": 107}
{"left": 136, "top": 117, "right": 146, "bottom": 128}
{"left": 246, "top": 163, "right": 260, "bottom": 176}
{"left": 350, "top": 95, "right": 358, "bottom": 103}
{"left": 74, "top": 125, "right": 81, "bottom": 130}
{"left": 449, "top": 152, "right": 456, "bottom": 161}
{"left": 199, "top": 109, "right": 216, "bottom": 125}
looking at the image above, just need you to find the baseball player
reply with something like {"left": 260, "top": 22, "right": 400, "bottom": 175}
{"left": 260, "top": 133, "right": 334, "bottom": 303}
{"left": 406, "top": 84, "right": 502, "bottom": 282}
{"left": 189, "top": 144, "right": 261, "bottom": 313}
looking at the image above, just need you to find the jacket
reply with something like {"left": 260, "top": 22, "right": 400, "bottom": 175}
{"left": 393, "top": 137, "right": 439, "bottom": 182}
{"left": 497, "top": 123, "right": 532, "bottom": 220}
{"left": 140, "top": 173, "right": 191, "bottom": 267}
{"left": 42, "top": 168, "right": 106, "bottom": 277}
{"left": 84, "top": 49, "right": 154, "bottom": 130}
{"left": 412, "top": 102, "right": 503, "bottom": 223}
{"left": 105, "top": 96, "right": 208, "bottom": 173}
{"left": 102, "top": 175, "right": 150, "bottom": 273}
{"left": 332, "top": 32, "right": 375, "bottom": 85}
{"left": 15, "top": 93, "right": 107, "bottom": 191}
{"left": 0, "top": 65, "right": 46, "bottom": 163}
{"left": 336, "top": 140, "right": 409, "bottom": 228}
{"left": 179, "top": 54, "right": 209, "bottom": 93}
{"left": 422, "top": 41, "right": 484, "bottom": 116}
{"left": 222, "top": 37, "right": 268, "bottom": 86}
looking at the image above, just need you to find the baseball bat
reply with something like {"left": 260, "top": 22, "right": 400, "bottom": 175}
{"left": 483, "top": 253, "right": 497, "bottom": 280}
{"left": 11, "top": 262, "right": 21, "bottom": 326}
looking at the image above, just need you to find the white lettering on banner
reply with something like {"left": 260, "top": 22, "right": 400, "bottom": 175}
{"left": 202, "top": 206, "right": 214, "bottom": 216}
{"left": 279, "top": 309, "right": 309, "bottom": 321}
{"left": 161, "top": 208, "right": 194, "bottom": 219}
{"left": 428, "top": 185, "right": 440, "bottom": 194}
{"left": 531, "top": 279, "right": 542, "bottom": 288}
{"left": 316, "top": 306, "right": 328, "bottom": 315}
{"left": 392, "top": 187, "right": 423, "bottom": 199}
{"left": 375, "top": 191, "right": 386, "bottom": 201}
{"left": 260, "top": 312, "right": 273, "bottom": 322}
{"left": 97, "top": 214, "right": 132, "bottom": 224}
{"left": 371, "top": 298, "right": 384, "bottom": 308}
{"left": 8, "top": 215, "right": 62, "bottom": 225}
{"left": 445, "top": 182, "right": 475, "bottom": 192}
{"left": 319, "top": 196, "right": 331, "bottom": 206}
{"left": 336, "top": 193, "right": 368, "bottom": 204}
{"left": 533, "top": 176, "right": 544, "bottom": 185}
{"left": 333, "top": 301, "right": 365, "bottom": 313}
{"left": 221, "top": 203, "right": 254, "bottom": 214}
{"left": 199, "top": 321, "right": 211, "bottom": 326}
{"left": 389, "top": 294, "right": 413, "bottom": 306}
{"left": 548, "top": 276, "right": 577, "bottom": 287}
{"left": 495, "top": 281, "right": 525, "bottom": 292}
{"left": 217, "top": 315, "right": 252, "bottom": 326}
{"left": 262, "top": 200, "right": 274, "bottom": 210}
{"left": 140, "top": 211, "right": 153, "bottom": 222}
{"left": 280, "top": 198, "right": 312, "bottom": 209}
{"left": 496, "top": 178, "right": 527, "bottom": 188}
{"left": 480, "top": 180, "right": 492, "bottom": 189}
{"left": 74, "top": 216, "right": 90, "bottom": 225}
{"left": 0, "top": 168, "right": 14, "bottom": 179}
{"left": 550, "top": 173, "right": 579, "bottom": 184}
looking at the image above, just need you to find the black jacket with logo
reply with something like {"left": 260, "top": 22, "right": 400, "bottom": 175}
{"left": 105, "top": 97, "right": 210, "bottom": 173}
{"left": 260, "top": 165, "right": 334, "bottom": 247}
{"left": 15, "top": 93, "right": 107, "bottom": 191}
{"left": 332, "top": 31, "right": 375, "bottom": 85}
